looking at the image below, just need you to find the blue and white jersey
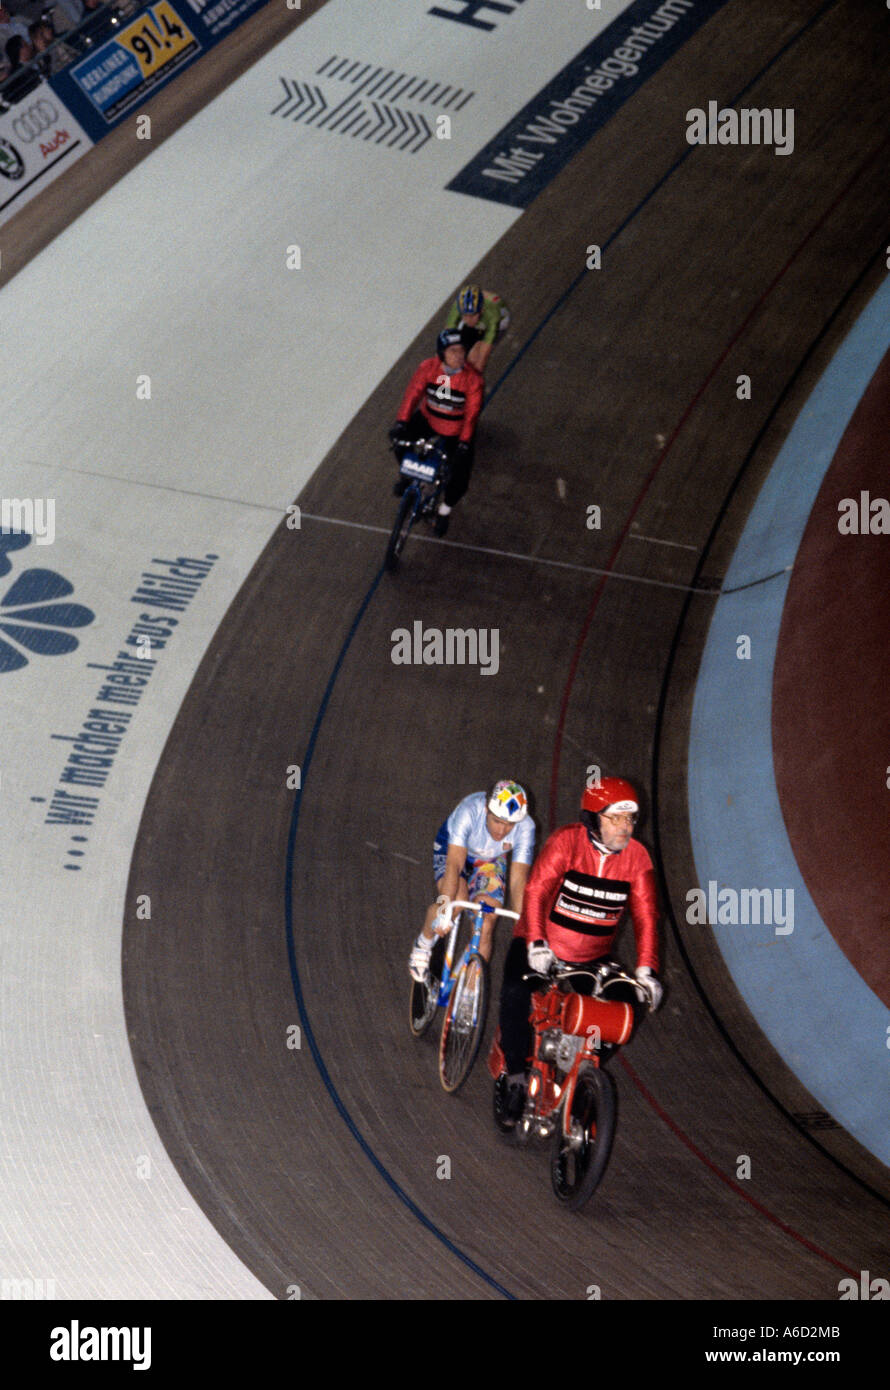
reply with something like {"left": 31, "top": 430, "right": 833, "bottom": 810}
{"left": 443, "top": 791, "right": 535, "bottom": 865}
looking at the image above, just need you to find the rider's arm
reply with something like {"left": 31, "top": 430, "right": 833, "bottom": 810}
{"left": 438, "top": 842, "right": 468, "bottom": 909}
{"left": 459, "top": 367, "right": 485, "bottom": 443}
{"left": 517, "top": 828, "right": 570, "bottom": 942}
{"left": 627, "top": 847, "right": 660, "bottom": 974}
{"left": 396, "top": 359, "right": 433, "bottom": 424}
{"left": 468, "top": 339, "right": 493, "bottom": 373}
{"left": 480, "top": 297, "right": 503, "bottom": 343}
{"left": 507, "top": 859, "right": 529, "bottom": 916}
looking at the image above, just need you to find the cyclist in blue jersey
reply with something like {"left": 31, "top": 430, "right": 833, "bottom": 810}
{"left": 408, "top": 781, "right": 534, "bottom": 982}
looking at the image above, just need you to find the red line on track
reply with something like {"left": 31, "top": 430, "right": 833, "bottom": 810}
{"left": 549, "top": 135, "right": 889, "bottom": 1275}
{"left": 548, "top": 134, "right": 888, "bottom": 830}
{"left": 620, "top": 1056, "right": 858, "bottom": 1277}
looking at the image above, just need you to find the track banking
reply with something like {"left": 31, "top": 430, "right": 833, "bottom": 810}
{"left": 481, "top": 0, "right": 696, "bottom": 186}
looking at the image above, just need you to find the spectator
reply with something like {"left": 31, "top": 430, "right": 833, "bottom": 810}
{"left": 29, "top": 14, "right": 69, "bottom": 71}
{"left": 0, "top": 4, "right": 32, "bottom": 68}
{"left": 51, "top": 0, "right": 83, "bottom": 28}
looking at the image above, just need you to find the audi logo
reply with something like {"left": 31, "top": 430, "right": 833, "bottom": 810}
{"left": 11, "top": 99, "right": 59, "bottom": 144}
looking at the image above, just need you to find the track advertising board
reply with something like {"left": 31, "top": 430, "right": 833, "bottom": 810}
{"left": 48, "top": 0, "right": 270, "bottom": 140}
{"left": 0, "top": 83, "right": 93, "bottom": 225}
{"left": 67, "top": 1, "right": 201, "bottom": 123}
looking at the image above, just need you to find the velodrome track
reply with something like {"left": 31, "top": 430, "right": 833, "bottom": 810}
{"left": 123, "top": 1, "right": 889, "bottom": 1297}
{"left": 3, "top": 0, "right": 889, "bottom": 1301}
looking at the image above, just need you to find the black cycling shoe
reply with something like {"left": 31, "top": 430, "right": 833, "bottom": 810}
{"left": 433, "top": 511, "right": 450, "bottom": 537}
{"left": 507, "top": 1080, "right": 527, "bottom": 1116}
{"left": 493, "top": 1072, "right": 527, "bottom": 1132}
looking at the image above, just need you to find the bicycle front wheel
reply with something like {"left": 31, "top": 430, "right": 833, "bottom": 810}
{"left": 385, "top": 491, "right": 415, "bottom": 572}
{"left": 438, "top": 951, "right": 489, "bottom": 1094}
{"left": 550, "top": 1064, "right": 616, "bottom": 1210}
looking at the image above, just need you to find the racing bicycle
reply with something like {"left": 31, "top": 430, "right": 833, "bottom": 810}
{"left": 385, "top": 435, "right": 450, "bottom": 572}
{"left": 488, "top": 961, "right": 647, "bottom": 1210}
{"left": 409, "top": 898, "right": 520, "bottom": 1093}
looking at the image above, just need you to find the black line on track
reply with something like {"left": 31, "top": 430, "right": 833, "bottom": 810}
{"left": 721, "top": 566, "right": 790, "bottom": 595}
{"left": 280, "top": 0, "right": 877, "bottom": 1293}
{"left": 650, "top": 239, "right": 890, "bottom": 1214}
{"left": 283, "top": 570, "right": 516, "bottom": 1300}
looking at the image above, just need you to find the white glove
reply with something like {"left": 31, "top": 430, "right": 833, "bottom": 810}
{"left": 409, "top": 934, "right": 433, "bottom": 983}
{"left": 432, "top": 904, "right": 455, "bottom": 935}
{"left": 528, "top": 940, "right": 556, "bottom": 975}
{"left": 635, "top": 966, "right": 663, "bottom": 1011}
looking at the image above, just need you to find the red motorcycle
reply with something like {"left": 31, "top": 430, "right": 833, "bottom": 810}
{"left": 488, "top": 961, "right": 644, "bottom": 1211}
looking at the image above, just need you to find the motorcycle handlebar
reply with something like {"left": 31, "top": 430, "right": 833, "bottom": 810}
{"left": 521, "top": 964, "right": 645, "bottom": 999}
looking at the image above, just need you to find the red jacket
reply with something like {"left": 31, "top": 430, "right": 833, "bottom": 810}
{"left": 517, "top": 823, "right": 659, "bottom": 971}
{"left": 397, "top": 356, "right": 483, "bottom": 442}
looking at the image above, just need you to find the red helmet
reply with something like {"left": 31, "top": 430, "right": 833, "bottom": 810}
{"left": 581, "top": 777, "right": 639, "bottom": 816}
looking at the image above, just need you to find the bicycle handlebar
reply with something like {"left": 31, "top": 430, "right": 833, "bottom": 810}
{"left": 439, "top": 899, "right": 520, "bottom": 926}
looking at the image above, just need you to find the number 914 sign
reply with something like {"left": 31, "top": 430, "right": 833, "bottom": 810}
{"left": 72, "top": 1, "right": 200, "bottom": 122}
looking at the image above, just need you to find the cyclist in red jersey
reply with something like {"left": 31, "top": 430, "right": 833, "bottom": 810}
{"left": 497, "top": 776, "right": 662, "bottom": 1122}
{"left": 389, "top": 328, "right": 484, "bottom": 535}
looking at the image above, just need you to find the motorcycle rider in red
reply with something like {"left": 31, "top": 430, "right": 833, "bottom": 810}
{"left": 498, "top": 777, "right": 662, "bottom": 1122}
{"left": 389, "top": 328, "right": 483, "bottom": 536}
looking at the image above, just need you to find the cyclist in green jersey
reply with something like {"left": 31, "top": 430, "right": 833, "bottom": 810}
{"left": 445, "top": 284, "right": 510, "bottom": 374}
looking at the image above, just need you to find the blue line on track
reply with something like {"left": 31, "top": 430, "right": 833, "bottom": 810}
{"left": 282, "top": 0, "right": 840, "bottom": 1298}
{"left": 283, "top": 569, "right": 516, "bottom": 1300}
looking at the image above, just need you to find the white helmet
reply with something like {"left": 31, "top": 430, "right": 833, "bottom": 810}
{"left": 487, "top": 780, "right": 528, "bottom": 823}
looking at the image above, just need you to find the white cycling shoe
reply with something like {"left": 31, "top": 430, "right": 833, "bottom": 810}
{"left": 409, "top": 935, "right": 432, "bottom": 983}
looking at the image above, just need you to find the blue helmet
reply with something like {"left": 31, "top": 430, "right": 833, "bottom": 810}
{"left": 457, "top": 284, "right": 483, "bottom": 315}
{"left": 436, "top": 327, "right": 464, "bottom": 359}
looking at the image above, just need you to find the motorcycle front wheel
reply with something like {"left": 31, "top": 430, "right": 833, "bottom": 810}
{"left": 550, "top": 1065, "right": 616, "bottom": 1210}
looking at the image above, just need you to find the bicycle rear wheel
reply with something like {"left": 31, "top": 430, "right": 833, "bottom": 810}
{"left": 385, "top": 491, "right": 415, "bottom": 572}
{"left": 550, "top": 1064, "right": 616, "bottom": 1210}
{"left": 438, "top": 952, "right": 489, "bottom": 1094}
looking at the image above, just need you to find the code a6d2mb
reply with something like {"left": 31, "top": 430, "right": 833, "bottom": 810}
{"left": 779, "top": 1328, "right": 840, "bottom": 1339}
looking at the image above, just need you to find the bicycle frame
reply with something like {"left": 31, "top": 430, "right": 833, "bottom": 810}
{"left": 397, "top": 439, "right": 449, "bottom": 517}
{"left": 385, "top": 437, "right": 451, "bottom": 571}
{"left": 435, "top": 898, "right": 519, "bottom": 1006}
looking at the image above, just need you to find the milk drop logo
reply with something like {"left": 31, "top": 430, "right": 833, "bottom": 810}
{"left": 0, "top": 534, "right": 94, "bottom": 674}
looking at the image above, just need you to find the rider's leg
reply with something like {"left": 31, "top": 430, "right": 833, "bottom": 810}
{"left": 498, "top": 936, "right": 536, "bottom": 1076}
{"left": 466, "top": 857, "right": 507, "bottom": 962}
{"left": 440, "top": 438, "right": 475, "bottom": 512}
